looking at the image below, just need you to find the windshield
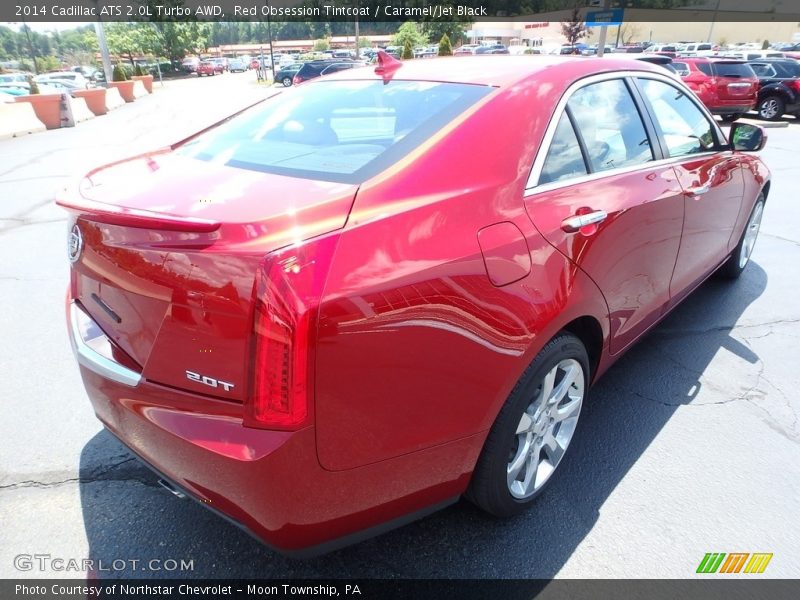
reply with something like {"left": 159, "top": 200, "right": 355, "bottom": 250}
{"left": 178, "top": 79, "right": 493, "bottom": 184}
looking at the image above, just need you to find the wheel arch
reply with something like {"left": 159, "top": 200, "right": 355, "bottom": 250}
{"left": 561, "top": 316, "right": 604, "bottom": 383}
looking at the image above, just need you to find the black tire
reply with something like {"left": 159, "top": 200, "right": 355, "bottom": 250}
{"left": 467, "top": 332, "right": 589, "bottom": 517}
{"left": 719, "top": 195, "right": 765, "bottom": 279}
{"left": 721, "top": 113, "right": 742, "bottom": 123}
{"left": 282, "top": 77, "right": 293, "bottom": 87}
{"left": 758, "top": 95, "right": 785, "bottom": 121}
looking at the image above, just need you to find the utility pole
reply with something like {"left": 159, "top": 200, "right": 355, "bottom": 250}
{"left": 265, "top": 1, "right": 276, "bottom": 82}
{"left": 20, "top": 16, "right": 39, "bottom": 74}
{"left": 94, "top": 21, "right": 113, "bottom": 84}
{"left": 596, "top": 0, "right": 611, "bottom": 58}
{"left": 354, "top": 0, "right": 360, "bottom": 58}
{"left": 707, "top": 0, "right": 723, "bottom": 43}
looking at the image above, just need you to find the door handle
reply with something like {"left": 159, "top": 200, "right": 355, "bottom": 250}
{"left": 685, "top": 184, "right": 710, "bottom": 197}
{"left": 561, "top": 210, "right": 608, "bottom": 233}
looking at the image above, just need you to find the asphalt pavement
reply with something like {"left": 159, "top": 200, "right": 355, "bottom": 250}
{"left": 0, "top": 71, "right": 798, "bottom": 579}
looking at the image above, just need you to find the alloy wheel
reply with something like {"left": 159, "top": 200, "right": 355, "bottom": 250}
{"left": 507, "top": 358, "right": 584, "bottom": 499}
{"left": 739, "top": 201, "right": 764, "bottom": 269}
{"left": 760, "top": 99, "right": 779, "bottom": 120}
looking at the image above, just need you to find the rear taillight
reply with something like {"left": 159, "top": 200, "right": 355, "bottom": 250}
{"left": 293, "top": 75, "right": 303, "bottom": 85}
{"left": 790, "top": 79, "right": 800, "bottom": 93}
{"left": 245, "top": 236, "right": 338, "bottom": 430}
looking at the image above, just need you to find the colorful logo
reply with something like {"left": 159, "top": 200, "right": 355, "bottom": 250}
{"left": 697, "top": 552, "right": 773, "bottom": 574}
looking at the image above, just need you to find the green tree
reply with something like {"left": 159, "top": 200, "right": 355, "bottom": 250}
{"left": 402, "top": 40, "right": 414, "bottom": 60}
{"left": 560, "top": 4, "right": 587, "bottom": 46}
{"left": 423, "top": 22, "right": 470, "bottom": 47}
{"left": 439, "top": 34, "right": 453, "bottom": 56}
{"left": 394, "top": 22, "right": 427, "bottom": 50}
{"left": 107, "top": 23, "right": 153, "bottom": 68}
{"left": 112, "top": 64, "right": 128, "bottom": 82}
{"left": 313, "top": 38, "right": 330, "bottom": 51}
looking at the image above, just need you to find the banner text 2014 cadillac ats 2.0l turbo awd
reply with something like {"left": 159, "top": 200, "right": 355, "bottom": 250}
{"left": 58, "top": 53, "right": 770, "bottom": 555}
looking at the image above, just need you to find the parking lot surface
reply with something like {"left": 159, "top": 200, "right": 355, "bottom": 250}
{"left": 0, "top": 72, "right": 798, "bottom": 579}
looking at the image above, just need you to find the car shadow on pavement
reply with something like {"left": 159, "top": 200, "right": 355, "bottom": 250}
{"left": 79, "top": 262, "right": 767, "bottom": 579}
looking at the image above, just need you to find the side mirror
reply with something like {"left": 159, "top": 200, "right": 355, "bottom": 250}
{"left": 729, "top": 122, "right": 767, "bottom": 152}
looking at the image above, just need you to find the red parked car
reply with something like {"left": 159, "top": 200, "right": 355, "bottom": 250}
{"left": 672, "top": 57, "right": 759, "bottom": 121}
{"left": 58, "top": 54, "right": 770, "bottom": 555}
{"left": 195, "top": 61, "right": 221, "bottom": 76}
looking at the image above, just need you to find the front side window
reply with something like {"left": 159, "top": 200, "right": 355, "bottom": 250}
{"left": 178, "top": 80, "right": 492, "bottom": 183}
{"left": 567, "top": 79, "right": 654, "bottom": 173}
{"left": 539, "top": 112, "right": 588, "bottom": 184}
{"left": 638, "top": 78, "right": 717, "bottom": 157}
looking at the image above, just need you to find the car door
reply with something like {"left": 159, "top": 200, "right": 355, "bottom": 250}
{"left": 524, "top": 76, "right": 685, "bottom": 355}
{"left": 634, "top": 77, "right": 745, "bottom": 300}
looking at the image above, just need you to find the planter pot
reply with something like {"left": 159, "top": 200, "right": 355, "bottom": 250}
{"left": 131, "top": 74, "right": 154, "bottom": 94}
{"left": 109, "top": 80, "right": 136, "bottom": 103}
{"left": 14, "top": 93, "right": 63, "bottom": 129}
{"left": 72, "top": 88, "right": 108, "bottom": 116}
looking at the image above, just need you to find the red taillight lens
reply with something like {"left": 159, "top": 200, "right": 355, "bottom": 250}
{"left": 293, "top": 75, "right": 303, "bottom": 84}
{"left": 245, "top": 236, "right": 338, "bottom": 430}
{"left": 791, "top": 79, "right": 800, "bottom": 93}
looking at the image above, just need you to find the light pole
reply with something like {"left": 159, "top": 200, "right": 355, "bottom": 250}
{"left": 707, "top": 0, "right": 723, "bottom": 43}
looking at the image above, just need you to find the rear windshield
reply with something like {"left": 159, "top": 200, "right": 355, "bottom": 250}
{"left": 178, "top": 80, "right": 493, "bottom": 184}
{"left": 711, "top": 62, "right": 755, "bottom": 78}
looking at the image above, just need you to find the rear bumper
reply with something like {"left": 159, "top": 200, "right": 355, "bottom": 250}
{"left": 67, "top": 301, "right": 479, "bottom": 554}
{"left": 709, "top": 102, "right": 756, "bottom": 115}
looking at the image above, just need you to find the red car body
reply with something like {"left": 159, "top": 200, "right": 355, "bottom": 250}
{"left": 674, "top": 57, "right": 759, "bottom": 118}
{"left": 195, "top": 62, "right": 220, "bottom": 76}
{"left": 58, "top": 56, "right": 770, "bottom": 555}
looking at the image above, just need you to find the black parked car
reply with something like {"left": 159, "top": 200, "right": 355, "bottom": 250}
{"left": 292, "top": 59, "right": 356, "bottom": 85}
{"left": 747, "top": 58, "right": 800, "bottom": 120}
{"left": 275, "top": 63, "right": 302, "bottom": 87}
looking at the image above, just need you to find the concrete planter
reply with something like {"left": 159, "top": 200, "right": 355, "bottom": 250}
{"left": 109, "top": 80, "right": 136, "bottom": 103}
{"left": 131, "top": 74, "right": 154, "bottom": 93}
{"left": 14, "top": 93, "right": 64, "bottom": 129}
{"left": 72, "top": 88, "right": 108, "bottom": 116}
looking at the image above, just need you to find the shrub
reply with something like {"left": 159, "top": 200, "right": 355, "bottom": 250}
{"left": 438, "top": 34, "right": 453, "bottom": 56}
{"left": 762, "top": 39, "right": 770, "bottom": 49}
{"left": 402, "top": 40, "right": 414, "bottom": 60}
{"left": 27, "top": 76, "right": 40, "bottom": 95}
{"left": 134, "top": 63, "right": 145, "bottom": 77}
{"left": 112, "top": 64, "right": 128, "bottom": 82}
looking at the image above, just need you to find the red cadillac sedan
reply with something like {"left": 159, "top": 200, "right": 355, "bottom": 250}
{"left": 58, "top": 54, "right": 770, "bottom": 555}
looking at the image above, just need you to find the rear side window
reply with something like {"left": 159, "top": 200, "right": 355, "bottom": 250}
{"left": 673, "top": 62, "right": 689, "bottom": 76}
{"left": 774, "top": 62, "right": 800, "bottom": 77}
{"left": 638, "top": 78, "right": 717, "bottom": 158}
{"left": 711, "top": 62, "right": 755, "bottom": 78}
{"left": 567, "top": 79, "right": 654, "bottom": 173}
{"left": 695, "top": 62, "right": 713, "bottom": 76}
{"left": 539, "top": 113, "right": 588, "bottom": 184}
{"left": 178, "top": 80, "right": 493, "bottom": 184}
{"left": 750, "top": 64, "right": 777, "bottom": 78}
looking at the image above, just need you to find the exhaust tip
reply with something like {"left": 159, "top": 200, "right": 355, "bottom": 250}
{"left": 158, "top": 478, "right": 187, "bottom": 499}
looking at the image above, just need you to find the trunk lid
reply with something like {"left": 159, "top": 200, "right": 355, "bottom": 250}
{"left": 59, "top": 152, "right": 357, "bottom": 402}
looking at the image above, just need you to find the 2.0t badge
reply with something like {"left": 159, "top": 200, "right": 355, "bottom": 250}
{"left": 67, "top": 223, "right": 82, "bottom": 263}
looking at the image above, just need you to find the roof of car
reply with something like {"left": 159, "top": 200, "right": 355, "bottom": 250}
{"left": 318, "top": 55, "right": 664, "bottom": 88}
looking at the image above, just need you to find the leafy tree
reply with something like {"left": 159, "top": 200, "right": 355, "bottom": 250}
{"left": 422, "top": 21, "right": 470, "bottom": 47}
{"left": 313, "top": 38, "right": 330, "bottom": 51}
{"left": 439, "top": 34, "right": 453, "bottom": 56}
{"left": 112, "top": 64, "right": 128, "bottom": 82}
{"left": 402, "top": 40, "right": 414, "bottom": 60}
{"left": 34, "top": 55, "right": 61, "bottom": 73}
{"left": 394, "top": 22, "right": 427, "bottom": 50}
{"left": 560, "top": 4, "right": 587, "bottom": 46}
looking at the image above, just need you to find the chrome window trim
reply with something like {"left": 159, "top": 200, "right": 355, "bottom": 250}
{"left": 525, "top": 70, "right": 726, "bottom": 194}
{"left": 69, "top": 302, "right": 142, "bottom": 387}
